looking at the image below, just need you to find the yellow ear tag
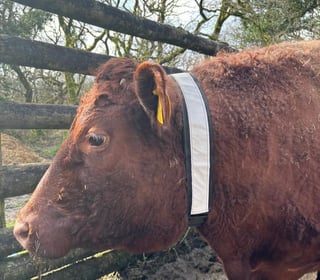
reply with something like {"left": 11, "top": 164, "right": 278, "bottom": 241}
{"left": 153, "top": 90, "right": 171, "bottom": 125}
{"left": 153, "top": 90, "right": 164, "bottom": 125}
{"left": 157, "top": 99, "right": 164, "bottom": 125}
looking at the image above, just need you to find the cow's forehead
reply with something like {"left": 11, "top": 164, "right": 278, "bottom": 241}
{"left": 71, "top": 98, "right": 133, "bottom": 142}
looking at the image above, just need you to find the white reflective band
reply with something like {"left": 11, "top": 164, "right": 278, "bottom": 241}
{"left": 171, "top": 73, "right": 211, "bottom": 216}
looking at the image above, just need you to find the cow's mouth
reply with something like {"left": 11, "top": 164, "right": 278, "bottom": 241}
{"left": 14, "top": 216, "right": 74, "bottom": 259}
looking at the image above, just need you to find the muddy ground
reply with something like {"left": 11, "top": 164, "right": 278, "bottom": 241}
{"left": 103, "top": 241, "right": 228, "bottom": 280}
{"left": 1, "top": 133, "right": 317, "bottom": 279}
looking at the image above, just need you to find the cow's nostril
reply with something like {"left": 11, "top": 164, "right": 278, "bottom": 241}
{"left": 13, "top": 221, "right": 30, "bottom": 242}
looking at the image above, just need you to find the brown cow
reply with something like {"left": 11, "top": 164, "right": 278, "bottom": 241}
{"left": 14, "top": 40, "right": 320, "bottom": 279}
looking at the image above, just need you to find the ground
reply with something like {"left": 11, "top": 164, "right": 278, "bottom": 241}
{"left": 106, "top": 245, "right": 228, "bottom": 280}
{"left": 0, "top": 132, "right": 317, "bottom": 279}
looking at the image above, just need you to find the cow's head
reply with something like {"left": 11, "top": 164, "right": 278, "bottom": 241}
{"left": 14, "top": 58, "right": 188, "bottom": 258}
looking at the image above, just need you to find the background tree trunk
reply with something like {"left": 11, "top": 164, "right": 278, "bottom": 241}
{"left": 10, "top": 65, "right": 33, "bottom": 103}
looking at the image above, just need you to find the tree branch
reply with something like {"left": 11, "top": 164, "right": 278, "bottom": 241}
{"left": 10, "top": 65, "right": 34, "bottom": 102}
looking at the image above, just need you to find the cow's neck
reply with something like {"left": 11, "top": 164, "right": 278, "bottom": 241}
{"left": 170, "top": 73, "right": 214, "bottom": 227}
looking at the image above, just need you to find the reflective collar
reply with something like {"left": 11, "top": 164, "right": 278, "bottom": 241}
{"left": 170, "top": 73, "right": 213, "bottom": 227}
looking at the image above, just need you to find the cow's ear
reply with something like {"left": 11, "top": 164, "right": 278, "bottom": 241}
{"left": 134, "top": 62, "right": 171, "bottom": 126}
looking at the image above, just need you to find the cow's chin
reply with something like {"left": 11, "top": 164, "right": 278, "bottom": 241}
{"left": 28, "top": 237, "right": 72, "bottom": 259}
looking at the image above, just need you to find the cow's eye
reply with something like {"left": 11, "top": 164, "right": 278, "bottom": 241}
{"left": 88, "top": 134, "right": 105, "bottom": 146}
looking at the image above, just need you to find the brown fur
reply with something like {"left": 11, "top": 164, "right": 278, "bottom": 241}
{"left": 14, "top": 40, "right": 320, "bottom": 279}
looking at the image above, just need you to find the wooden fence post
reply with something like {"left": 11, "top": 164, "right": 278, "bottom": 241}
{"left": 0, "top": 133, "right": 6, "bottom": 228}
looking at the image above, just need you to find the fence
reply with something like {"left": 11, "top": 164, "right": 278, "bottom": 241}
{"left": 0, "top": 47, "right": 177, "bottom": 280}
{"left": 0, "top": 102, "right": 144, "bottom": 279}
{"left": 0, "top": 0, "right": 231, "bottom": 278}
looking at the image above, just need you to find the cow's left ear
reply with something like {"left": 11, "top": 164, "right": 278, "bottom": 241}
{"left": 134, "top": 61, "right": 171, "bottom": 126}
